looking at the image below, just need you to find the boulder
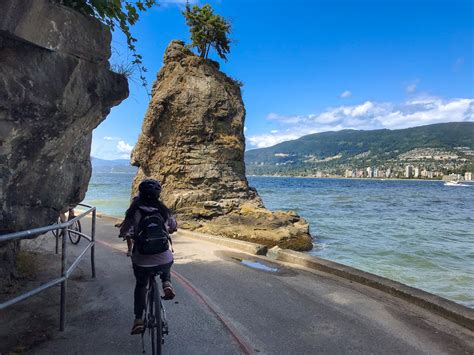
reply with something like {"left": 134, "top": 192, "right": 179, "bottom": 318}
{"left": 131, "top": 40, "right": 313, "bottom": 251}
{"left": 0, "top": 0, "right": 129, "bottom": 286}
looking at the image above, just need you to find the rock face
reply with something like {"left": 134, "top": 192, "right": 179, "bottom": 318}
{"left": 131, "top": 40, "right": 312, "bottom": 251}
{"left": 0, "top": 0, "right": 129, "bottom": 285}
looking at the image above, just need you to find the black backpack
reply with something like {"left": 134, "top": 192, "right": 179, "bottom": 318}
{"left": 134, "top": 208, "right": 170, "bottom": 255}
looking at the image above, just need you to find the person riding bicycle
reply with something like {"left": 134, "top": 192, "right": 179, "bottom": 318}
{"left": 59, "top": 207, "right": 75, "bottom": 223}
{"left": 119, "top": 178, "right": 177, "bottom": 335}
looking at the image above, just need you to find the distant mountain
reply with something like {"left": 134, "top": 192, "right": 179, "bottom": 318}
{"left": 91, "top": 157, "right": 130, "bottom": 166}
{"left": 90, "top": 157, "right": 137, "bottom": 173}
{"left": 245, "top": 122, "right": 474, "bottom": 176}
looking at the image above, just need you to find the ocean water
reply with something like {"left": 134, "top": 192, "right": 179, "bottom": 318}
{"left": 84, "top": 172, "right": 474, "bottom": 308}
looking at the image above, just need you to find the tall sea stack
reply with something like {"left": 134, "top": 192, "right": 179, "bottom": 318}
{"left": 132, "top": 40, "right": 312, "bottom": 251}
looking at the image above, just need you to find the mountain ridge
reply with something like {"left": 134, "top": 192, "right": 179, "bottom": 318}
{"left": 90, "top": 157, "right": 137, "bottom": 173}
{"left": 245, "top": 122, "right": 474, "bottom": 176}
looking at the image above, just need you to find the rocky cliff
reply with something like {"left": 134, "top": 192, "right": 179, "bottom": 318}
{"left": 0, "top": 0, "right": 129, "bottom": 285}
{"left": 131, "top": 40, "right": 312, "bottom": 251}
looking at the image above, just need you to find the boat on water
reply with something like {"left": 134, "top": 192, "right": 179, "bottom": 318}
{"left": 444, "top": 181, "right": 470, "bottom": 187}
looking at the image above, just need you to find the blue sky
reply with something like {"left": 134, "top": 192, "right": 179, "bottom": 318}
{"left": 91, "top": 0, "right": 473, "bottom": 159}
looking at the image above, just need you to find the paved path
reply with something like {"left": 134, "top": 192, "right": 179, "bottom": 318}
{"left": 25, "top": 216, "right": 474, "bottom": 354}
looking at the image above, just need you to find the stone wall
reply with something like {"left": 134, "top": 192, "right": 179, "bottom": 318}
{"left": 0, "top": 0, "right": 129, "bottom": 286}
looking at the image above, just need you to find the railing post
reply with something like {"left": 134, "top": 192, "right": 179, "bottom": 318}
{"left": 91, "top": 208, "right": 96, "bottom": 279}
{"left": 59, "top": 226, "right": 67, "bottom": 331}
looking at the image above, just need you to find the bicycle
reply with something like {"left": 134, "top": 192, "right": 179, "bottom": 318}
{"left": 141, "top": 271, "right": 169, "bottom": 355}
{"left": 51, "top": 208, "right": 82, "bottom": 245}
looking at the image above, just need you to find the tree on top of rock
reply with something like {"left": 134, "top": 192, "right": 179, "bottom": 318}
{"left": 183, "top": 3, "right": 231, "bottom": 61}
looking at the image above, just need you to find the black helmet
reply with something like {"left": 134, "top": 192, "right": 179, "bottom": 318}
{"left": 138, "top": 179, "right": 161, "bottom": 200}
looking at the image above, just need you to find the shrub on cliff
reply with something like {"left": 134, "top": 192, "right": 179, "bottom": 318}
{"left": 183, "top": 3, "right": 232, "bottom": 61}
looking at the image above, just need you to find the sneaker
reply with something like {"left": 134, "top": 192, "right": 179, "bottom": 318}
{"left": 126, "top": 250, "right": 132, "bottom": 257}
{"left": 131, "top": 318, "right": 144, "bottom": 335}
{"left": 162, "top": 281, "right": 176, "bottom": 300}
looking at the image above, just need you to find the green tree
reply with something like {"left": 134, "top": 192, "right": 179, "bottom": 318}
{"left": 183, "top": 3, "right": 231, "bottom": 61}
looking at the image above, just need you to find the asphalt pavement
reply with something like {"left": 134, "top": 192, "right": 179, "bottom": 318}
{"left": 28, "top": 215, "right": 473, "bottom": 354}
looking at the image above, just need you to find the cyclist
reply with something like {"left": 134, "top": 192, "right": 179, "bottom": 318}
{"left": 119, "top": 178, "right": 177, "bottom": 335}
{"left": 59, "top": 207, "right": 75, "bottom": 223}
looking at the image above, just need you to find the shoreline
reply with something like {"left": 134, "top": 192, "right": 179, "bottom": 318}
{"left": 247, "top": 175, "right": 450, "bottom": 182}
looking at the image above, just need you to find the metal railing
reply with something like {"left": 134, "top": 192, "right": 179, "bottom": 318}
{"left": 0, "top": 203, "right": 96, "bottom": 331}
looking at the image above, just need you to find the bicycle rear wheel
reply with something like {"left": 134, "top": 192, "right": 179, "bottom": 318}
{"left": 51, "top": 218, "right": 61, "bottom": 238}
{"left": 154, "top": 280, "right": 163, "bottom": 355}
{"left": 149, "top": 281, "right": 157, "bottom": 355}
{"left": 68, "top": 220, "right": 82, "bottom": 244}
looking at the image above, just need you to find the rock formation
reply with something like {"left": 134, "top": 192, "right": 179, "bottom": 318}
{"left": 131, "top": 40, "right": 312, "bottom": 251}
{"left": 0, "top": 0, "right": 129, "bottom": 285}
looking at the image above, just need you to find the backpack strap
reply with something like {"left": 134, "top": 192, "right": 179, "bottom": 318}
{"left": 168, "top": 236, "right": 174, "bottom": 253}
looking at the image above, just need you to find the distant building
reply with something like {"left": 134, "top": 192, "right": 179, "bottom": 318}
{"left": 414, "top": 167, "right": 420, "bottom": 178}
{"left": 405, "top": 165, "right": 413, "bottom": 178}
{"left": 356, "top": 170, "right": 364, "bottom": 178}
{"left": 315, "top": 171, "right": 323, "bottom": 178}
{"left": 464, "top": 172, "right": 472, "bottom": 181}
{"left": 421, "top": 169, "right": 433, "bottom": 179}
{"left": 366, "top": 167, "right": 373, "bottom": 178}
{"left": 385, "top": 168, "right": 391, "bottom": 178}
{"left": 345, "top": 169, "right": 354, "bottom": 178}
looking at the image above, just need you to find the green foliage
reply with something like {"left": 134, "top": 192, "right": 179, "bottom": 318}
{"left": 60, "top": 0, "right": 157, "bottom": 94}
{"left": 183, "top": 3, "right": 231, "bottom": 61}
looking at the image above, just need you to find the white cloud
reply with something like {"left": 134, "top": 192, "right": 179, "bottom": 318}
{"left": 92, "top": 134, "right": 136, "bottom": 160}
{"left": 351, "top": 101, "right": 374, "bottom": 116}
{"left": 117, "top": 141, "right": 134, "bottom": 154}
{"left": 405, "top": 79, "right": 420, "bottom": 94}
{"left": 246, "top": 97, "right": 474, "bottom": 149}
{"left": 248, "top": 132, "right": 301, "bottom": 149}
{"left": 340, "top": 90, "right": 352, "bottom": 98}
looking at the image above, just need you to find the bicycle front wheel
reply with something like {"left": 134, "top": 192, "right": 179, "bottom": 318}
{"left": 68, "top": 220, "right": 82, "bottom": 244}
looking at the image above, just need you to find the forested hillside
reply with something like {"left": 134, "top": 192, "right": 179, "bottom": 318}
{"left": 245, "top": 122, "right": 474, "bottom": 176}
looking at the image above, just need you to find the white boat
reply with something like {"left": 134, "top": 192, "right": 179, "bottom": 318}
{"left": 444, "top": 181, "right": 470, "bottom": 187}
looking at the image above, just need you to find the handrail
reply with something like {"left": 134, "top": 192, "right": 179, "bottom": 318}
{"left": 0, "top": 203, "right": 96, "bottom": 331}
{"left": 0, "top": 204, "right": 94, "bottom": 242}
